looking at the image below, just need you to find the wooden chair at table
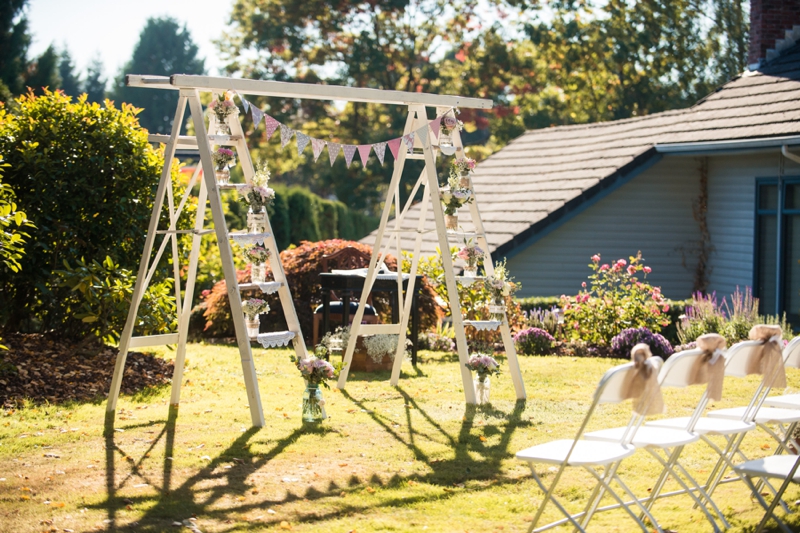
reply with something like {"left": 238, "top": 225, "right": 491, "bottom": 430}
{"left": 312, "top": 246, "right": 379, "bottom": 347}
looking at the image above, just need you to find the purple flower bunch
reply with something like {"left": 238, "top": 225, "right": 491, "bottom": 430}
{"left": 513, "top": 327, "right": 555, "bottom": 355}
{"left": 610, "top": 327, "right": 674, "bottom": 359}
{"left": 465, "top": 353, "right": 501, "bottom": 378}
{"left": 212, "top": 147, "right": 235, "bottom": 168}
{"left": 294, "top": 356, "right": 337, "bottom": 386}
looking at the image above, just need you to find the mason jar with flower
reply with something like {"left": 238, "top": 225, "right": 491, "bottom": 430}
{"left": 212, "top": 148, "right": 235, "bottom": 184}
{"left": 456, "top": 239, "right": 483, "bottom": 277}
{"left": 241, "top": 298, "right": 269, "bottom": 337}
{"left": 485, "top": 261, "right": 516, "bottom": 319}
{"left": 450, "top": 157, "right": 476, "bottom": 188}
{"left": 207, "top": 92, "right": 239, "bottom": 135}
{"left": 245, "top": 245, "right": 271, "bottom": 283}
{"left": 440, "top": 175, "right": 473, "bottom": 231}
{"left": 465, "top": 353, "right": 501, "bottom": 404}
{"left": 291, "top": 355, "right": 342, "bottom": 423}
{"left": 438, "top": 114, "right": 463, "bottom": 156}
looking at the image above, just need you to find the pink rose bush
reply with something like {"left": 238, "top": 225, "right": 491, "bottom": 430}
{"left": 560, "top": 252, "right": 670, "bottom": 345}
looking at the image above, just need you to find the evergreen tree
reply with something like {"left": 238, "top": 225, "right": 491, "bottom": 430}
{"left": 58, "top": 48, "right": 81, "bottom": 97}
{"left": 84, "top": 56, "right": 106, "bottom": 103}
{"left": 0, "top": 0, "right": 31, "bottom": 95}
{"left": 111, "top": 17, "right": 205, "bottom": 133}
{"left": 25, "top": 44, "right": 60, "bottom": 95}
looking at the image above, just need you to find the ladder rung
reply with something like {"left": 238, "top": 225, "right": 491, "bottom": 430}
{"left": 229, "top": 232, "right": 271, "bottom": 246}
{"left": 218, "top": 183, "right": 248, "bottom": 190}
{"left": 386, "top": 228, "right": 435, "bottom": 234}
{"left": 238, "top": 281, "right": 283, "bottom": 294}
{"left": 148, "top": 134, "right": 242, "bottom": 145}
{"left": 447, "top": 231, "right": 484, "bottom": 239}
{"left": 406, "top": 153, "right": 426, "bottom": 160}
{"left": 155, "top": 229, "right": 214, "bottom": 235}
{"left": 357, "top": 324, "right": 403, "bottom": 335}
{"left": 129, "top": 333, "right": 179, "bottom": 348}
{"left": 456, "top": 276, "right": 485, "bottom": 286}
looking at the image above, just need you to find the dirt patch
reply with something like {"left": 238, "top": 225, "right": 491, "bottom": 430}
{"left": 0, "top": 333, "right": 173, "bottom": 407}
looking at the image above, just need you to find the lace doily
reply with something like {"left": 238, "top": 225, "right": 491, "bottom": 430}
{"left": 230, "top": 232, "right": 271, "bottom": 246}
{"left": 463, "top": 320, "right": 501, "bottom": 331}
{"left": 256, "top": 331, "right": 295, "bottom": 348}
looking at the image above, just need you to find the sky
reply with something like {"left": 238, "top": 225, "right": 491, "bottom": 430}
{"left": 27, "top": 0, "right": 228, "bottom": 83}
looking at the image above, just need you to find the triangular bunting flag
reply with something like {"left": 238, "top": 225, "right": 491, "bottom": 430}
{"left": 387, "top": 138, "right": 402, "bottom": 160}
{"left": 251, "top": 106, "right": 264, "bottom": 129}
{"left": 328, "top": 142, "right": 341, "bottom": 166}
{"left": 240, "top": 94, "right": 250, "bottom": 114}
{"left": 264, "top": 115, "right": 280, "bottom": 141}
{"left": 403, "top": 133, "right": 415, "bottom": 153}
{"left": 280, "top": 124, "right": 294, "bottom": 150}
{"left": 343, "top": 145, "right": 357, "bottom": 168}
{"left": 429, "top": 117, "right": 441, "bottom": 141}
{"left": 311, "top": 138, "right": 326, "bottom": 162}
{"left": 296, "top": 132, "right": 310, "bottom": 155}
{"left": 374, "top": 142, "right": 387, "bottom": 165}
{"left": 416, "top": 125, "right": 428, "bottom": 147}
{"left": 357, "top": 144, "right": 372, "bottom": 166}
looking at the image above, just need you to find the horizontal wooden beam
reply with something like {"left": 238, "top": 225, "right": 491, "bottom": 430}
{"left": 128, "top": 74, "right": 492, "bottom": 109}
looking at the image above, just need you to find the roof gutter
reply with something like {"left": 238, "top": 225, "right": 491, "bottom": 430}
{"left": 656, "top": 135, "right": 800, "bottom": 155}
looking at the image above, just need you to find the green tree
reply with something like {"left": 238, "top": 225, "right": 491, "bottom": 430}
{"left": 0, "top": 0, "right": 31, "bottom": 95}
{"left": 83, "top": 56, "right": 105, "bottom": 103}
{"left": 57, "top": 48, "right": 81, "bottom": 97}
{"left": 111, "top": 17, "right": 205, "bottom": 133}
{"left": 25, "top": 44, "right": 59, "bottom": 95}
{"left": 0, "top": 90, "right": 192, "bottom": 336}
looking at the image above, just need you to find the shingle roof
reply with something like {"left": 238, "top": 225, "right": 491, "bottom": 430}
{"left": 362, "top": 44, "right": 800, "bottom": 258}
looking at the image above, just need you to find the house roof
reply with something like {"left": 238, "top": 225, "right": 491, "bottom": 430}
{"left": 362, "top": 43, "right": 800, "bottom": 258}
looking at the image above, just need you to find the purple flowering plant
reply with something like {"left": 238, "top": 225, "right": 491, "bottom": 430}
{"left": 514, "top": 327, "right": 555, "bottom": 355}
{"left": 610, "top": 327, "right": 673, "bottom": 359}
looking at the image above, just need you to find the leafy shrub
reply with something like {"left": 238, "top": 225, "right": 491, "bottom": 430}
{"left": 417, "top": 321, "right": 456, "bottom": 352}
{"left": 677, "top": 287, "right": 790, "bottom": 346}
{"left": 55, "top": 256, "right": 176, "bottom": 344}
{"left": 0, "top": 159, "right": 32, "bottom": 274}
{"left": 561, "top": 252, "right": 670, "bottom": 345}
{"left": 198, "top": 240, "right": 441, "bottom": 342}
{"left": 513, "top": 327, "right": 555, "bottom": 355}
{"left": 610, "top": 327, "right": 673, "bottom": 359}
{"left": 0, "top": 90, "right": 188, "bottom": 335}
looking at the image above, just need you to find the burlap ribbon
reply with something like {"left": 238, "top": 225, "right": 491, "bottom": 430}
{"left": 746, "top": 325, "right": 786, "bottom": 389}
{"left": 688, "top": 333, "right": 726, "bottom": 401}
{"left": 621, "top": 343, "right": 664, "bottom": 416}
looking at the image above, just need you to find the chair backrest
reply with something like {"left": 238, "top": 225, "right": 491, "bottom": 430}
{"left": 320, "top": 246, "right": 371, "bottom": 273}
{"left": 784, "top": 336, "right": 800, "bottom": 368}
{"left": 658, "top": 348, "right": 706, "bottom": 388}
{"left": 595, "top": 362, "right": 637, "bottom": 404}
{"left": 722, "top": 340, "right": 763, "bottom": 377}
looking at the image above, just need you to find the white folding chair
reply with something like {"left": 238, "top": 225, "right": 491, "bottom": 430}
{"left": 734, "top": 454, "right": 800, "bottom": 533}
{"left": 759, "top": 335, "right": 800, "bottom": 412}
{"left": 583, "top": 348, "right": 729, "bottom": 532}
{"left": 516, "top": 361, "right": 664, "bottom": 533}
{"left": 647, "top": 340, "right": 784, "bottom": 510}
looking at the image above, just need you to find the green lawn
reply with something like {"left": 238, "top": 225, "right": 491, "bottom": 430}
{"left": 1, "top": 345, "right": 799, "bottom": 532}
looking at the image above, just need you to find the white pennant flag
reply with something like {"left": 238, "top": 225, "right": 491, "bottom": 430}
{"left": 311, "top": 138, "right": 326, "bottom": 162}
{"left": 280, "top": 124, "right": 294, "bottom": 150}
{"left": 343, "top": 145, "right": 357, "bottom": 168}
{"left": 328, "top": 142, "right": 341, "bottom": 166}
{"left": 296, "top": 132, "right": 310, "bottom": 155}
{"left": 374, "top": 142, "right": 387, "bottom": 165}
{"left": 416, "top": 125, "right": 428, "bottom": 147}
{"left": 239, "top": 94, "right": 250, "bottom": 114}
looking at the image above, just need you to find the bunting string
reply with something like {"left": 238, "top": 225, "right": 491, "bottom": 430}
{"left": 235, "top": 94, "right": 451, "bottom": 168}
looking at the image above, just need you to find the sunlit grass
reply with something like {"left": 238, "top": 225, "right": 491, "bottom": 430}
{"left": 1, "top": 344, "right": 799, "bottom": 532}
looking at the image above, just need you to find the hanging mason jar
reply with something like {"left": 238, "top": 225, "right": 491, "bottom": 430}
{"left": 474, "top": 375, "right": 490, "bottom": 405}
{"left": 463, "top": 264, "right": 478, "bottom": 277}
{"left": 215, "top": 120, "right": 232, "bottom": 136}
{"left": 459, "top": 172, "right": 471, "bottom": 189}
{"left": 445, "top": 214, "right": 458, "bottom": 231}
{"left": 302, "top": 381, "right": 326, "bottom": 422}
{"left": 245, "top": 314, "right": 260, "bottom": 337}
{"left": 251, "top": 261, "right": 267, "bottom": 283}
{"left": 247, "top": 206, "right": 267, "bottom": 233}
{"left": 215, "top": 166, "right": 230, "bottom": 185}
{"left": 439, "top": 133, "right": 457, "bottom": 156}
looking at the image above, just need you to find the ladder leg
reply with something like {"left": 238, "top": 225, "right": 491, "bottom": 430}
{"left": 187, "top": 90, "right": 265, "bottom": 427}
{"left": 107, "top": 95, "right": 188, "bottom": 414}
{"left": 170, "top": 174, "right": 208, "bottom": 405}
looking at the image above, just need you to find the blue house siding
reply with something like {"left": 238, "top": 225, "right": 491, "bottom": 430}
{"left": 506, "top": 156, "right": 701, "bottom": 299}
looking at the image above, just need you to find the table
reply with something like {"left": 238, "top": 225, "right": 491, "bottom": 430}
{"left": 319, "top": 271, "right": 423, "bottom": 365}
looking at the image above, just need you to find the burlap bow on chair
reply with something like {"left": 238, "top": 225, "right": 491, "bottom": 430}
{"left": 688, "top": 333, "right": 727, "bottom": 401}
{"left": 746, "top": 325, "right": 786, "bottom": 389}
{"left": 621, "top": 343, "right": 664, "bottom": 416}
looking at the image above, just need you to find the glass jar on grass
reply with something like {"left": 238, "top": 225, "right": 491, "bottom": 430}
{"left": 474, "top": 375, "right": 491, "bottom": 405}
{"left": 465, "top": 354, "right": 500, "bottom": 406}
{"left": 292, "top": 356, "right": 338, "bottom": 423}
{"left": 302, "top": 381, "right": 325, "bottom": 422}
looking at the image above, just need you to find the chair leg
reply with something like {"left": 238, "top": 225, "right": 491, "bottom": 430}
{"left": 584, "top": 466, "right": 659, "bottom": 533}
{"left": 527, "top": 466, "right": 588, "bottom": 533}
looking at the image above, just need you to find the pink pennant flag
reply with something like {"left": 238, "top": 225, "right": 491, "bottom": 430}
{"left": 387, "top": 138, "right": 402, "bottom": 160}
{"left": 357, "top": 144, "right": 372, "bottom": 166}
{"left": 264, "top": 115, "right": 280, "bottom": 141}
{"left": 403, "top": 133, "right": 415, "bottom": 153}
{"left": 311, "top": 138, "right": 326, "bottom": 162}
{"left": 429, "top": 117, "right": 441, "bottom": 141}
{"left": 280, "top": 124, "right": 294, "bottom": 150}
{"left": 373, "top": 142, "right": 387, "bottom": 165}
{"left": 328, "top": 142, "right": 341, "bottom": 166}
{"left": 251, "top": 106, "right": 264, "bottom": 128}
{"left": 415, "top": 125, "right": 428, "bottom": 147}
{"left": 296, "top": 132, "right": 310, "bottom": 155}
{"left": 343, "top": 145, "right": 357, "bottom": 168}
